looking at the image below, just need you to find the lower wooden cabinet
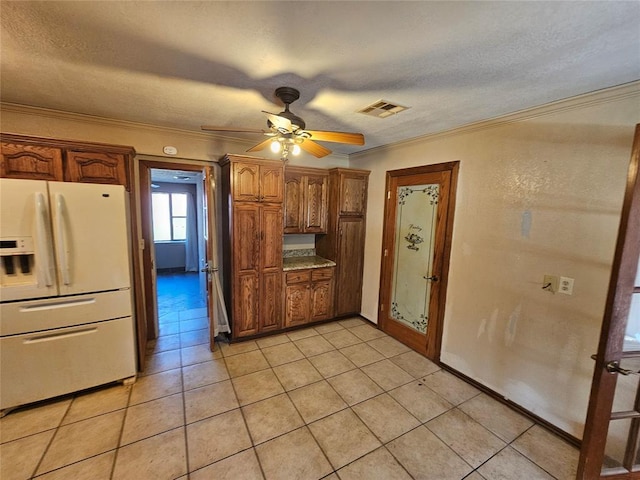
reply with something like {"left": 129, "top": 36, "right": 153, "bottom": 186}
{"left": 284, "top": 267, "right": 334, "bottom": 327}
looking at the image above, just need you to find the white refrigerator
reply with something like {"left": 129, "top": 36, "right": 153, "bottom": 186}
{"left": 0, "top": 178, "right": 137, "bottom": 414}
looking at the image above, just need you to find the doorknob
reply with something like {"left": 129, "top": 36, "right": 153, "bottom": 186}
{"left": 605, "top": 360, "right": 638, "bottom": 376}
{"left": 201, "top": 265, "right": 219, "bottom": 273}
{"left": 591, "top": 355, "right": 638, "bottom": 375}
{"left": 423, "top": 275, "right": 439, "bottom": 282}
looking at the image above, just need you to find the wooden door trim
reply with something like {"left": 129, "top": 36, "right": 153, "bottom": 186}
{"left": 378, "top": 161, "right": 459, "bottom": 361}
{"left": 578, "top": 125, "right": 640, "bottom": 478}
{"left": 137, "top": 159, "right": 209, "bottom": 347}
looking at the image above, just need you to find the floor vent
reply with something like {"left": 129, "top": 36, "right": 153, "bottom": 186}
{"left": 357, "top": 100, "right": 410, "bottom": 118}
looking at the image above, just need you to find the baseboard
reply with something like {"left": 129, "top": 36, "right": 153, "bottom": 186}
{"left": 439, "top": 362, "right": 581, "bottom": 448}
{"left": 156, "top": 267, "right": 187, "bottom": 274}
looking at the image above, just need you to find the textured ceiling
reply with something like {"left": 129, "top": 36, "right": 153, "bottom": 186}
{"left": 1, "top": 1, "right": 639, "bottom": 155}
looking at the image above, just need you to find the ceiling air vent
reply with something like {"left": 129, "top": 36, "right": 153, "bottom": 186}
{"left": 357, "top": 100, "right": 410, "bottom": 118}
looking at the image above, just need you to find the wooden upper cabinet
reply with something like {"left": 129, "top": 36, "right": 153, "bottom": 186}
{"left": 260, "top": 165, "right": 284, "bottom": 203}
{"left": 65, "top": 151, "right": 128, "bottom": 188}
{"left": 284, "top": 174, "right": 304, "bottom": 232}
{"left": 231, "top": 159, "right": 283, "bottom": 203}
{"left": 0, "top": 134, "right": 134, "bottom": 189}
{"left": 1, "top": 143, "right": 64, "bottom": 181}
{"left": 339, "top": 172, "right": 368, "bottom": 216}
{"left": 283, "top": 167, "right": 328, "bottom": 234}
{"left": 305, "top": 174, "right": 328, "bottom": 233}
{"left": 233, "top": 162, "right": 260, "bottom": 201}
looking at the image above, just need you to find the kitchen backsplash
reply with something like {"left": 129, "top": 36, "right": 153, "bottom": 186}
{"left": 282, "top": 234, "right": 315, "bottom": 251}
{"left": 282, "top": 248, "right": 316, "bottom": 258}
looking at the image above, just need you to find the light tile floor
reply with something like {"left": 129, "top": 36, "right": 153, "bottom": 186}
{"left": 0, "top": 274, "right": 580, "bottom": 479}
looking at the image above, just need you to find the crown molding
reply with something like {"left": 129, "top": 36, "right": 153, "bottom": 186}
{"left": 0, "top": 102, "right": 251, "bottom": 146}
{"left": 350, "top": 80, "right": 640, "bottom": 159}
{"left": 0, "top": 102, "right": 350, "bottom": 164}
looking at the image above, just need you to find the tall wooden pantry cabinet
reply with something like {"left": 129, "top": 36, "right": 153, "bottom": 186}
{"left": 220, "top": 155, "right": 284, "bottom": 339}
{"left": 316, "top": 168, "right": 370, "bottom": 317}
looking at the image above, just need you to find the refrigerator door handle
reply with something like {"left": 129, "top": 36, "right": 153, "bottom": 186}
{"left": 24, "top": 327, "right": 98, "bottom": 344}
{"left": 34, "top": 192, "right": 55, "bottom": 287}
{"left": 54, "top": 193, "right": 71, "bottom": 286}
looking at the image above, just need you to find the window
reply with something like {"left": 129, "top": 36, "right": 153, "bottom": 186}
{"left": 152, "top": 192, "right": 188, "bottom": 241}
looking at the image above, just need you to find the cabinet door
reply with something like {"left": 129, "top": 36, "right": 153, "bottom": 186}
{"left": 234, "top": 204, "right": 260, "bottom": 272}
{"left": 234, "top": 272, "right": 259, "bottom": 337}
{"left": 285, "top": 283, "right": 310, "bottom": 327}
{"left": 65, "top": 151, "right": 128, "bottom": 188}
{"left": 261, "top": 205, "right": 283, "bottom": 270}
{"left": 339, "top": 174, "right": 368, "bottom": 216}
{"left": 233, "top": 205, "right": 260, "bottom": 337}
{"left": 260, "top": 271, "right": 282, "bottom": 332}
{"left": 305, "top": 174, "right": 328, "bottom": 233}
{"left": 233, "top": 162, "right": 260, "bottom": 201}
{"left": 260, "top": 165, "right": 283, "bottom": 203}
{"left": 284, "top": 174, "right": 304, "bottom": 233}
{"left": 335, "top": 217, "right": 366, "bottom": 316}
{"left": 1, "top": 143, "right": 63, "bottom": 181}
{"left": 311, "top": 280, "right": 333, "bottom": 321}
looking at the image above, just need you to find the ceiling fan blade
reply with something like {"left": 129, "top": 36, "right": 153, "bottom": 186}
{"left": 246, "top": 137, "right": 274, "bottom": 153}
{"left": 299, "top": 140, "right": 332, "bottom": 158}
{"left": 201, "top": 126, "right": 265, "bottom": 134}
{"left": 262, "top": 111, "right": 293, "bottom": 133}
{"left": 303, "top": 130, "right": 365, "bottom": 145}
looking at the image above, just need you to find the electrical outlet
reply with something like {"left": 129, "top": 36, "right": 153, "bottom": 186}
{"left": 559, "top": 276, "right": 574, "bottom": 295}
{"left": 543, "top": 275, "right": 559, "bottom": 293}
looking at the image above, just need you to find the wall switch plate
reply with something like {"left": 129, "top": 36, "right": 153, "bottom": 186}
{"left": 543, "top": 275, "right": 559, "bottom": 293}
{"left": 559, "top": 276, "right": 574, "bottom": 295}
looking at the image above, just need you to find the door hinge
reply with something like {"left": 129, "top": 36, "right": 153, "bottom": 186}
{"left": 380, "top": 303, "right": 384, "bottom": 312}
{"left": 384, "top": 248, "right": 388, "bottom": 257}
{"left": 387, "top": 191, "right": 391, "bottom": 200}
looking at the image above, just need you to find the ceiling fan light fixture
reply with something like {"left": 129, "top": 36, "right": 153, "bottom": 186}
{"left": 291, "top": 144, "right": 301, "bottom": 156}
{"left": 270, "top": 139, "right": 282, "bottom": 153}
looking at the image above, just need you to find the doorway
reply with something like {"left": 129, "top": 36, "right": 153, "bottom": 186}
{"left": 150, "top": 169, "right": 208, "bottom": 337}
{"left": 378, "top": 162, "right": 458, "bottom": 360}
{"left": 138, "top": 159, "right": 223, "bottom": 369}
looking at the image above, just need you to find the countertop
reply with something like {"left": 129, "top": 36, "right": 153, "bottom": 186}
{"left": 282, "top": 255, "right": 336, "bottom": 271}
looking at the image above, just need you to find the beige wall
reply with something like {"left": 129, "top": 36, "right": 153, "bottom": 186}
{"left": 349, "top": 83, "right": 640, "bottom": 438}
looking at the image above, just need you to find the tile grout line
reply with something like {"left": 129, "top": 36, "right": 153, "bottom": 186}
{"left": 109, "top": 383, "right": 134, "bottom": 480}
{"left": 179, "top": 341, "right": 192, "bottom": 480}
{"left": 223, "top": 354, "right": 268, "bottom": 480}
{"left": 255, "top": 338, "right": 337, "bottom": 477}
{"left": 29, "top": 397, "right": 73, "bottom": 478}
{"left": 506, "top": 423, "right": 563, "bottom": 480}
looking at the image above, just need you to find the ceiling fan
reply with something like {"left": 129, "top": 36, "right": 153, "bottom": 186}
{"left": 201, "top": 87, "right": 365, "bottom": 160}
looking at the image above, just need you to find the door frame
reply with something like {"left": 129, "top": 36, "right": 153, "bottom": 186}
{"left": 378, "top": 161, "right": 459, "bottom": 360}
{"left": 138, "top": 159, "right": 211, "bottom": 345}
{"left": 578, "top": 125, "right": 640, "bottom": 478}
